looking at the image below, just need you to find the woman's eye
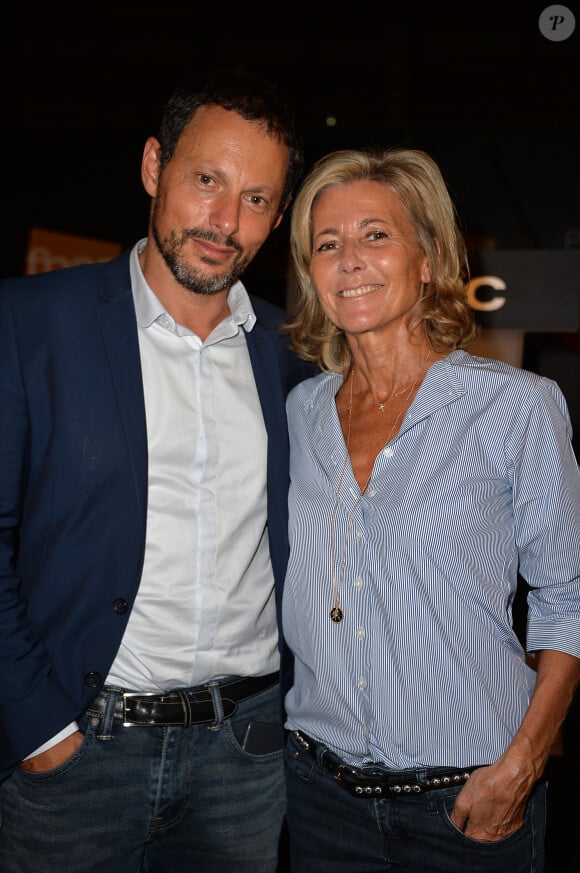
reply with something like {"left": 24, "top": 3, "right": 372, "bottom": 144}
{"left": 315, "top": 241, "right": 338, "bottom": 253}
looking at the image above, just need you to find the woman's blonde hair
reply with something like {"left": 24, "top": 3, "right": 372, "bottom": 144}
{"left": 285, "top": 147, "right": 478, "bottom": 372}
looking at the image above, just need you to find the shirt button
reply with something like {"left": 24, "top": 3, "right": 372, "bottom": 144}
{"left": 358, "top": 677, "right": 367, "bottom": 690}
{"left": 354, "top": 577, "right": 363, "bottom": 589}
{"left": 357, "top": 626, "right": 366, "bottom": 639}
{"left": 356, "top": 529, "right": 363, "bottom": 540}
{"left": 383, "top": 446, "right": 394, "bottom": 457}
{"left": 367, "top": 488, "right": 377, "bottom": 497}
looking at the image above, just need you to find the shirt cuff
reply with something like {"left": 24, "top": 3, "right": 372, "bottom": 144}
{"left": 23, "top": 722, "right": 80, "bottom": 760}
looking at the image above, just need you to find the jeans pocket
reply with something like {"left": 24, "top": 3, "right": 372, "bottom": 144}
{"left": 223, "top": 685, "right": 284, "bottom": 761}
{"left": 15, "top": 723, "right": 95, "bottom": 784}
{"left": 439, "top": 783, "right": 535, "bottom": 847}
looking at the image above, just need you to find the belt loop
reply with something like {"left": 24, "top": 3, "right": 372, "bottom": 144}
{"left": 95, "top": 688, "right": 119, "bottom": 740}
{"left": 176, "top": 689, "right": 193, "bottom": 727}
{"left": 416, "top": 767, "right": 428, "bottom": 788}
{"left": 206, "top": 681, "right": 223, "bottom": 730}
{"left": 320, "top": 748, "right": 333, "bottom": 769}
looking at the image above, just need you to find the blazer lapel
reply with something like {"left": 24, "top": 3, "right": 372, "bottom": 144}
{"left": 95, "top": 254, "right": 148, "bottom": 523}
{"left": 245, "top": 322, "right": 287, "bottom": 457}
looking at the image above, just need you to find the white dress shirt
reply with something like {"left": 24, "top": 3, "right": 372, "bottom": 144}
{"left": 106, "top": 240, "right": 279, "bottom": 690}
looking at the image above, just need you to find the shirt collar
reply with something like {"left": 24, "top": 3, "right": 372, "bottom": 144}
{"left": 129, "top": 239, "right": 257, "bottom": 333}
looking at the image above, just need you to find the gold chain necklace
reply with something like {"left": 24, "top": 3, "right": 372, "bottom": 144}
{"left": 329, "top": 363, "right": 425, "bottom": 624}
{"left": 377, "top": 380, "right": 419, "bottom": 412}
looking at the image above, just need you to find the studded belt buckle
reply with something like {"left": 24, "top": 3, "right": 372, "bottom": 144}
{"left": 335, "top": 764, "right": 389, "bottom": 797}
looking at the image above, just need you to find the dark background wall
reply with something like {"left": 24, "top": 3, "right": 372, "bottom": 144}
{"left": 1, "top": 3, "right": 578, "bottom": 869}
{"left": 2, "top": 2, "right": 579, "bottom": 274}
{"left": 2, "top": 2, "right": 578, "bottom": 417}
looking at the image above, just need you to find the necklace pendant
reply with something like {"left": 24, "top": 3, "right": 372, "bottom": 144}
{"left": 330, "top": 606, "right": 343, "bottom": 623}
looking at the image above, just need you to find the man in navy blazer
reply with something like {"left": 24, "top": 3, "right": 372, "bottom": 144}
{"left": 0, "top": 72, "right": 311, "bottom": 872}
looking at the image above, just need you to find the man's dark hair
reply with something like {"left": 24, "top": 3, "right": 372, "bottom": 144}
{"left": 157, "top": 69, "right": 304, "bottom": 210}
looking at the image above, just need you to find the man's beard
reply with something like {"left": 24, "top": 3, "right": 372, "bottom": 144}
{"left": 151, "top": 213, "right": 250, "bottom": 295}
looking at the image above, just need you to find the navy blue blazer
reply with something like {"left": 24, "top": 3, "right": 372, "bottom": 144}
{"left": 0, "top": 248, "right": 313, "bottom": 775}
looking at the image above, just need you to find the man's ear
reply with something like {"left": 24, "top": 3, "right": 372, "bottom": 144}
{"left": 141, "top": 137, "right": 162, "bottom": 197}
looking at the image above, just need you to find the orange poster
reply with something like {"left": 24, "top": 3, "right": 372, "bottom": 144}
{"left": 26, "top": 228, "right": 123, "bottom": 276}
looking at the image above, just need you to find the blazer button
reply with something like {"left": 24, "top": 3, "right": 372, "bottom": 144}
{"left": 113, "top": 598, "right": 128, "bottom": 614}
{"left": 85, "top": 672, "right": 102, "bottom": 688}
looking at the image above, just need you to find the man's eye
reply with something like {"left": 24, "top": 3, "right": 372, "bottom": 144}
{"left": 198, "top": 174, "right": 213, "bottom": 185}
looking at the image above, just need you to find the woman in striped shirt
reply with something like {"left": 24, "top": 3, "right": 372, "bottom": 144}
{"left": 281, "top": 147, "right": 580, "bottom": 873}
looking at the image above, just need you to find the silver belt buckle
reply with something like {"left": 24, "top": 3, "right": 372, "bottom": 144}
{"left": 121, "top": 691, "right": 160, "bottom": 727}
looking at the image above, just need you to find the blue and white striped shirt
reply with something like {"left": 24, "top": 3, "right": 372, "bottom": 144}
{"left": 283, "top": 350, "right": 580, "bottom": 769}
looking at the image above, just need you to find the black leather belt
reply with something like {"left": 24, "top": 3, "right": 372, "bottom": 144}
{"left": 87, "top": 673, "right": 279, "bottom": 726}
{"left": 291, "top": 730, "right": 478, "bottom": 798}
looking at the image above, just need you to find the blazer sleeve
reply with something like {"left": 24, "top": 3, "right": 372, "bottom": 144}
{"left": 0, "top": 282, "right": 81, "bottom": 770}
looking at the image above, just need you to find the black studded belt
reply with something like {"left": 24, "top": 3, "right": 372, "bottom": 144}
{"left": 291, "top": 730, "right": 478, "bottom": 798}
{"left": 87, "top": 673, "right": 278, "bottom": 727}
